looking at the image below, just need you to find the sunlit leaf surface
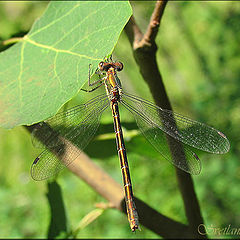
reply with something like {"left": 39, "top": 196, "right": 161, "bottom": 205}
{"left": 0, "top": 1, "right": 132, "bottom": 129}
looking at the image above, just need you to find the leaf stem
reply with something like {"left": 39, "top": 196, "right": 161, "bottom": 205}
{"left": 2, "top": 37, "right": 23, "bottom": 46}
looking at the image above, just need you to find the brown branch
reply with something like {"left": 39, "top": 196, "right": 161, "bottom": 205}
{"left": 126, "top": 0, "right": 168, "bottom": 50}
{"left": 125, "top": 1, "right": 206, "bottom": 238}
{"left": 25, "top": 125, "right": 193, "bottom": 238}
{"left": 143, "top": 0, "right": 168, "bottom": 45}
{"left": 124, "top": 15, "right": 143, "bottom": 49}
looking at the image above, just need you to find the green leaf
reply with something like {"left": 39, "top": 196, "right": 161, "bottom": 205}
{"left": 0, "top": 1, "right": 132, "bottom": 129}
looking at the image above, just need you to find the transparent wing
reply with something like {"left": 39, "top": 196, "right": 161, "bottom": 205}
{"left": 121, "top": 92, "right": 230, "bottom": 153}
{"left": 32, "top": 95, "right": 107, "bottom": 148}
{"left": 31, "top": 94, "right": 109, "bottom": 180}
{"left": 121, "top": 92, "right": 230, "bottom": 174}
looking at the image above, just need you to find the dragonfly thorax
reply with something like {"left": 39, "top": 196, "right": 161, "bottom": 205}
{"left": 103, "top": 63, "right": 123, "bottom": 103}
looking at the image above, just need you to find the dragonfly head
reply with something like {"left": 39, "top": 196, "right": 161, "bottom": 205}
{"left": 98, "top": 61, "right": 123, "bottom": 72}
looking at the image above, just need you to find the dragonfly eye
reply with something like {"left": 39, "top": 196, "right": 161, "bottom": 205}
{"left": 98, "top": 61, "right": 111, "bottom": 72}
{"left": 115, "top": 62, "right": 123, "bottom": 71}
{"left": 98, "top": 61, "right": 105, "bottom": 71}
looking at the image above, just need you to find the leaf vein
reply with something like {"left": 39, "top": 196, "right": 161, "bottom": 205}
{"left": 23, "top": 36, "right": 101, "bottom": 61}
{"left": 51, "top": 4, "right": 106, "bottom": 49}
{"left": 18, "top": 41, "right": 26, "bottom": 109}
{"left": 29, "top": 3, "right": 81, "bottom": 38}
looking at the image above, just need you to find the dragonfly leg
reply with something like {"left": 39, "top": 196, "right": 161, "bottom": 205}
{"left": 88, "top": 64, "right": 105, "bottom": 87}
{"left": 81, "top": 64, "right": 106, "bottom": 92}
{"left": 81, "top": 82, "right": 105, "bottom": 92}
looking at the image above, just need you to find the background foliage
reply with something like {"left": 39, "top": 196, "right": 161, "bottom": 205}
{"left": 0, "top": 1, "right": 239, "bottom": 238}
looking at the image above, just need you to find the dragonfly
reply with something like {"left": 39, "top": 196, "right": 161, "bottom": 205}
{"left": 31, "top": 57, "right": 230, "bottom": 232}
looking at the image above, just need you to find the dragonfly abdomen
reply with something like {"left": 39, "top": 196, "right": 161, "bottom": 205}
{"left": 110, "top": 101, "right": 139, "bottom": 232}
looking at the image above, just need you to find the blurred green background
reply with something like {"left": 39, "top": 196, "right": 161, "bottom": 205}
{"left": 0, "top": 1, "right": 239, "bottom": 238}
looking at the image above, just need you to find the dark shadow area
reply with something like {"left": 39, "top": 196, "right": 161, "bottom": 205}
{"left": 85, "top": 121, "right": 138, "bottom": 158}
{"left": 46, "top": 181, "right": 68, "bottom": 239}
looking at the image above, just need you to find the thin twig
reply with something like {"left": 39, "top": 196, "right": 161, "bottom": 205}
{"left": 126, "top": 0, "right": 168, "bottom": 49}
{"left": 142, "top": 0, "right": 168, "bottom": 46}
